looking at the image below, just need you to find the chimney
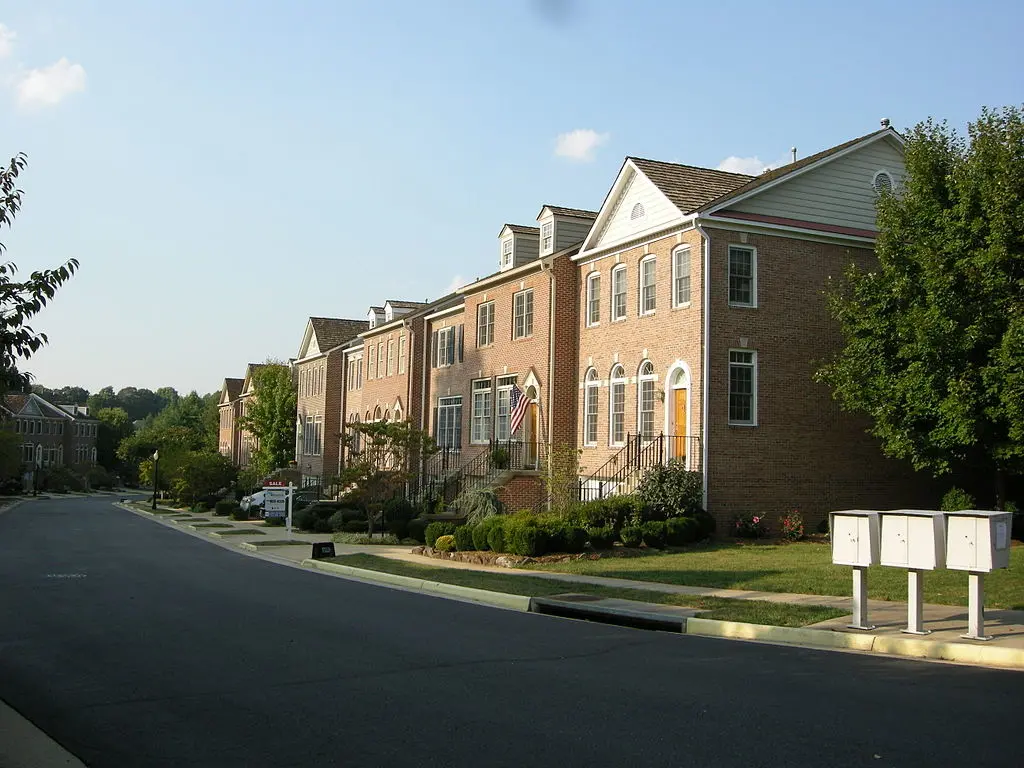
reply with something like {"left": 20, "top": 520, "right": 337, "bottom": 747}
{"left": 791, "top": 147, "right": 797, "bottom": 163}
{"left": 880, "top": 118, "right": 891, "bottom": 128}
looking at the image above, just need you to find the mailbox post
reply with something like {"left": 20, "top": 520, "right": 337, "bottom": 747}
{"left": 830, "top": 510, "right": 881, "bottom": 630}
{"left": 878, "top": 510, "right": 946, "bottom": 635}
{"left": 944, "top": 510, "right": 1013, "bottom": 641}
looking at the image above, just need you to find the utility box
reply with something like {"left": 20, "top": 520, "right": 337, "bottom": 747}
{"left": 830, "top": 510, "right": 880, "bottom": 567}
{"left": 944, "top": 510, "right": 1013, "bottom": 572}
{"left": 879, "top": 510, "right": 946, "bottom": 570}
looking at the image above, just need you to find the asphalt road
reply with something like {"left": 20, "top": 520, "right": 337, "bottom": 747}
{"left": 0, "top": 497, "right": 1020, "bottom": 768}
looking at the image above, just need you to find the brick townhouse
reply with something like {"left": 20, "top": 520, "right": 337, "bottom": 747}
{"left": 217, "top": 377, "right": 244, "bottom": 463}
{"left": 234, "top": 363, "right": 267, "bottom": 469}
{"left": 293, "top": 316, "right": 368, "bottom": 487}
{"left": 423, "top": 207, "right": 595, "bottom": 509}
{"left": 2, "top": 392, "right": 99, "bottom": 478}
{"left": 573, "top": 123, "right": 937, "bottom": 527}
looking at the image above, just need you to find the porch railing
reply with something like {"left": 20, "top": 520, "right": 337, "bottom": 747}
{"left": 577, "top": 434, "right": 701, "bottom": 503}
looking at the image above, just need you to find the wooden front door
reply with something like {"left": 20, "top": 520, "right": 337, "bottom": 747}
{"left": 672, "top": 388, "right": 688, "bottom": 461}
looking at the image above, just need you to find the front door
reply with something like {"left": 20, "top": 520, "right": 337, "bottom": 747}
{"left": 672, "top": 388, "right": 688, "bottom": 462}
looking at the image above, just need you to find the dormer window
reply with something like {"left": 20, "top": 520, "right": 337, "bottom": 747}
{"left": 368, "top": 317, "right": 376, "bottom": 329}
{"left": 501, "top": 238, "right": 513, "bottom": 269}
{"left": 541, "top": 221, "right": 553, "bottom": 252}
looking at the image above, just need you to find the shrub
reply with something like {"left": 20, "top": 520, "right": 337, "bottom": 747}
{"left": 293, "top": 506, "right": 318, "bottom": 532}
{"left": 734, "top": 514, "right": 769, "bottom": 539}
{"left": 563, "top": 525, "right": 587, "bottom": 553}
{"left": 425, "top": 521, "right": 458, "bottom": 548}
{"left": 192, "top": 502, "right": 209, "bottom": 515}
{"left": 641, "top": 521, "right": 666, "bottom": 548}
{"left": 263, "top": 516, "right": 285, "bottom": 527}
{"left": 486, "top": 519, "right": 506, "bottom": 553}
{"left": 340, "top": 508, "right": 366, "bottom": 523}
{"left": 538, "top": 518, "right": 567, "bottom": 553}
{"left": 231, "top": 506, "right": 250, "bottom": 521}
{"left": 570, "top": 497, "right": 641, "bottom": 531}
{"left": 434, "top": 534, "right": 457, "bottom": 552}
{"left": 332, "top": 532, "right": 400, "bottom": 545}
{"left": 635, "top": 462, "right": 703, "bottom": 519}
{"left": 473, "top": 516, "right": 503, "bottom": 551}
{"left": 816, "top": 517, "right": 830, "bottom": 535}
{"left": 214, "top": 499, "right": 237, "bottom": 517}
{"left": 407, "top": 517, "right": 429, "bottom": 544}
{"left": 620, "top": 526, "right": 643, "bottom": 547}
{"left": 941, "top": 487, "right": 976, "bottom": 512}
{"left": 87, "top": 465, "right": 116, "bottom": 490}
{"left": 665, "top": 516, "right": 700, "bottom": 546}
{"left": 336, "top": 488, "right": 369, "bottom": 512}
{"left": 455, "top": 489, "right": 503, "bottom": 524}
{"left": 386, "top": 519, "right": 409, "bottom": 539}
{"left": 490, "top": 447, "right": 510, "bottom": 470}
{"left": 328, "top": 510, "right": 348, "bottom": 532}
{"left": 587, "top": 526, "right": 616, "bottom": 549}
{"left": 343, "top": 519, "right": 369, "bottom": 534}
{"left": 383, "top": 497, "right": 416, "bottom": 522}
{"left": 506, "top": 523, "right": 546, "bottom": 556}
{"left": 780, "top": 510, "right": 805, "bottom": 541}
{"left": 694, "top": 509, "right": 716, "bottom": 539}
{"left": 453, "top": 525, "right": 476, "bottom": 551}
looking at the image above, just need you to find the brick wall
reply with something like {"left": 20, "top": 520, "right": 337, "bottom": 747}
{"left": 495, "top": 472, "right": 546, "bottom": 511}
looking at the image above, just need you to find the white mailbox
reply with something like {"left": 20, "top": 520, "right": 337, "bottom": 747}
{"left": 879, "top": 509, "right": 946, "bottom": 570}
{"left": 944, "top": 510, "right": 1013, "bottom": 572}
{"left": 830, "top": 510, "right": 880, "bottom": 567}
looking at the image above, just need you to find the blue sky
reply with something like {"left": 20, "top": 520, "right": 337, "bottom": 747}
{"left": 0, "top": 0, "right": 1020, "bottom": 395}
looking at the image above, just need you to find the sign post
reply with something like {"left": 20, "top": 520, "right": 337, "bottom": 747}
{"left": 287, "top": 482, "right": 294, "bottom": 540}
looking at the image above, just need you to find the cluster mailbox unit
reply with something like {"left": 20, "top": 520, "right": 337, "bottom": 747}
{"left": 944, "top": 510, "right": 1013, "bottom": 640}
{"left": 830, "top": 510, "right": 881, "bottom": 630}
{"left": 878, "top": 510, "right": 946, "bottom": 634}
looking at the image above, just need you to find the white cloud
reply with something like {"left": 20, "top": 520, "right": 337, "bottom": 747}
{"left": 445, "top": 275, "right": 467, "bottom": 294}
{"left": 0, "top": 24, "right": 15, "bottom": 58}
{"left": 16, "top": 57, "right": 87, "bottom": 108}
{"left": 554, "top": 129, "right": 609, "bottom": 162}
{"left": 716, "top": 156, "right": 770, "bottom": 175}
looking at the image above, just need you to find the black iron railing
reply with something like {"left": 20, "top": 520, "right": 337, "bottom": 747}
{"left": 577, "top": 434, "right": 701, "bottom": 502}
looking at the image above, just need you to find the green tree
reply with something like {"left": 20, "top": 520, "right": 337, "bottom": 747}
{"left": 817, "top": 106, "right": 1024, "bottom": 508}
{"left": 238, "top": 362, "right": 296, "bottom": 476}
{"left": 0, "top": 153, "right": 79, "bottom": 395}
{"left": 96, "top": 407, "right": 133, "bottom": 471}
{"left": 32, "top": 385, "right": 89, "bottom": 405}
{"left": 87, "top": 386, "right": 119, "bottom": 415}
{"left": 171, "top": 451, "right": 236, "bottom": 505}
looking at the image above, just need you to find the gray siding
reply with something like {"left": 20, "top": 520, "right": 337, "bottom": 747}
{"left": 555, "top": 218, "right": 592, "bottom": 250}
{"left": 730, "top": 138, "right": 905, "bottom": 231}
{"left": 513, "top": 233, "right": 540, "bottom": 267}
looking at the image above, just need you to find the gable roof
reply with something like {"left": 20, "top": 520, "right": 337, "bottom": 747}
{"left": 4, "top": 392, "right": 75, "bottom": 420}
{"left": 385, "top": 300, "right": 427, "bottom": 310}
{"left": 309, "top": 317, "right": 369, "bottom": 351}
{"left": 700, "top": 127, "right": 900, "bottom": 213}
{"left": 501, "top": 224, "right": 540, "bottom": 237}
{"left": 539, "top": 205, "right": 598, "bottom": 220}
{"left": 222, "top": 377, "right": 244, "bottom": 401}
{"left": 627, "top": 158, "right": 753, "bottom": 214}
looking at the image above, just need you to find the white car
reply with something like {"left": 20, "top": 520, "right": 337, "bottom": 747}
{"left": 239, "top": 491, "right": 266, "bottom": 513}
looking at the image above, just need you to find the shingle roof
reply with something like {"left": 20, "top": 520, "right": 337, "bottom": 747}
{"left": 310, "top": 317, "right": 370, "bottom": 350}
{"left": 543, "top": 205, "right": 598, "bottom": 219}
{"left": 223, "top": 378, "right": 244, "bottom": 400}
{"left": 4, "top": 393, "right": 28, "bottom": 413}
{"left": 385, "top": 300, "right": 428, "bottom": 310}
{"left": 503, "top": 224, "right": 540, "bottom": 236}
{"left": 699, "top": 127, "right": 894, "bottom": 212}
{"left": 369, "top": 306, "right": 384, "bottom": 313}
{"left": 627, "top": 158, "right": 754, "bottom": 214}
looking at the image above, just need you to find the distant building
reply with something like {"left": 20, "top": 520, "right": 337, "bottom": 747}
{"left": 1, "top": 393, "right": 99, "bottom": 474}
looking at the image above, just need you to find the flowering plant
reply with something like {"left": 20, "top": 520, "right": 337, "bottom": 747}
{"left": 780, "top": 510, "right": 805, "bottom": 541}
{"left": 733, "top": 513, "right": 769, "bottom": 539}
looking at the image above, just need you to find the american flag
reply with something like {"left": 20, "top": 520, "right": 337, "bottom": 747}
{"left": 509, "top": 384, "right": 530, "bottom": 435}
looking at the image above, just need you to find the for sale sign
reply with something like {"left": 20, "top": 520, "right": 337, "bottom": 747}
{"left": 263, "top": 487, "right": 288, "bottom": 517}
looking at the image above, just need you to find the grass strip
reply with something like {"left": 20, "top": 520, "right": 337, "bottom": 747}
{"left": 214, "top": 529, "right": 265, "bottom": 536}
{"left": 327, "top": 554, "right": 845, "bottom": 627}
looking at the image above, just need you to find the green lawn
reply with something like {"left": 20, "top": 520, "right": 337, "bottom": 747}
{"left": 328, "top": 554, "right": 846, "bottom": 628}
{"left": 192, "top": 523, "right": 233, "bottom": 528}
{"left": 214, "top": 529, "right": 265, "bottom": 536}
{"left": 529, "top": 541, "right": 1024, "bottom": 610}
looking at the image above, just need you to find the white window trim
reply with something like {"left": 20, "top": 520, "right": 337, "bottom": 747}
{"left": 477, "top": 301, "right": 495, "bottom": 347}
{"left": 608, "top": 365, "right": 627, "bottom": 447}
{"left": 585, "top": 272, "right": 601, "bottom": 327}
{"left": 639, "top": 255, "right": 657, "bottom": 316}
{"left": 494, "top": 375, "right": 516, "bottom": 441}
{"left": 437, "top": 326, "right": 456, "bottom": 367}
{"left": 610, "top": 264, "right": 627, "bottom": 322}
{"left": 513, "top": 289, "right": 534, "bottom": 340}
{"left": 541, "top": 221, "right": 553, "bottom": 253}
{"left": 501, "top": 238, "right": 514, "bottom": 269}
{"left": 470, "top": 378, "right": 493, "bottom": 445}
{"left": 583, "top": 369, "right": 600, "bottom": 447}
{"left": 637, "top": 360, "right": 656, "bottom": 440}
{"left": 727, "top": 349, "right": 758, "bottom": 427}
{"left": 672, "top": 244, "right": 692, "bottom": 308}
{"left": 728, "top": 244, "right": 758, "bottom": 308}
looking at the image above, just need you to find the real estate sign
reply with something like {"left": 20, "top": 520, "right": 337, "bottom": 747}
{"left": 262, "top": 482, "right": 288, "bottom": 518}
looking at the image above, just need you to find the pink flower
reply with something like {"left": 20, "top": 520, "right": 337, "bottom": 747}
{"left": 752, "top": 516, "right": 761, "bottom": 524}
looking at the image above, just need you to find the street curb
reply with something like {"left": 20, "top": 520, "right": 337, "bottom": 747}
{"left": 684, "top": 617, "right": 1024, "bottom": 670}
{"left": 302, "top": 558, "right": 533, "bottom": 612}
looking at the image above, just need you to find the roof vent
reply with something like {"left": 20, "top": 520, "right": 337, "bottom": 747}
{"left": 880, "top": 118, "right": 891, "bottom": 128}
{"left": 630, "top": 203, "right": 645, "bottom": 220}
{"left": 872, "top": 170, "right": 894, "bottom": 195}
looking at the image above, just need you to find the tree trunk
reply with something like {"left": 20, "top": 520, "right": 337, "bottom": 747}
{"left": 994, "top": 467, "right": 1006, "bottom": 511}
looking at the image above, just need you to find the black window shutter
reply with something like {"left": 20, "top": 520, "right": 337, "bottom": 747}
{"left": 457, "top": 324, "right": 464, "bottom": 362}
{"left": 431, "top": 330, "right": 438, "bottom": 368}
{"left": 432, "top": 406, "right": 438, "bottom": 438}
{"left": 447, "top": 328, "right": 455, "bottom": 366}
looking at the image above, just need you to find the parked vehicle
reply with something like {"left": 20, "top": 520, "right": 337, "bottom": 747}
{"left": 239, "top": 491, "right": 266, "bottom": 513}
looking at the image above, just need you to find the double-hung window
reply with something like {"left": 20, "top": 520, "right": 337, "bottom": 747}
{"left": 611, "top": 265, "right": 627, "bottom": 321}
{"left": 541, "top": 221, "right": 553, "bottom": 252}
{"left": 501, "top": 239, "right": 513, "bottom": 269}
{"left": 477, "top": 301, "right": 495, "bottom": 347}
{"left": 368, "top": 345, "right": 377, "bottom": 379}
{"left": 638, "top": 361, "right": 656, "bottom": 440}
{"left": 609, "top": 365, "right": 626, "bottom": 445}
{"left": 728, "top": 350, "right": 757, "bottom": 425}
{"left": 436, "top": 396, "right": 463, "bottom": 448}
{"left": 639, "top": 256, "right": 656, "bottom": 315}
{"left": 513, "top": 289, "right": 533, "bottom": 339}
{"left": 586, "top": 273, "right": 600, "bottom": 326}
{"left": 386, "top": 340, "right": 394, "bottom": 376}
{"left": 494, "top": 375, "right": 516, "bottom": 440}
{"left": 471, "top": 379, "right": 493, "bottom": 444}
{"left": 583, "top": 369, "right": 599, "bottom": 446}
{"left": 436, "top": 326, "right": 456, "bottom": 367}
{"left": 728, "top": 246, "right": 756, "bottom": 307}
{"left": 398, "top": 335, "right": 407, "bottom": 374}
{"left": 673, "top": 246, "right": 691, "bottom": 306}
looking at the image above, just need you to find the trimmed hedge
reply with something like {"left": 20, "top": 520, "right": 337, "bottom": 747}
{"left": 665, "top": 516, "right": 700, "bottom": 546}
{"left": 386, "top": 519, "right": 409, "bottom": 539}
{"left": 214, "top": 499, "right": 237, "bottom": 517}
{"left": 641, "top": 520, "right": 666, "bottom": 548}
{"left": 620, "top": 525, "right": 643, "bottom": 547}
{"left": 587, "top": 526, "right": 616, "bottom": 549}
{"left": 408, "top": 517, "right": 429, "bottom": 544}
{"left": 486, "top": 521, "right": 506, "bottom": 553}
{"left": 435, "top": 534, "right": 456, "bottom": 552}
{"left": 231, "top": 507, "right": 250, "bottom": 521}
{"left": 343, "top": 519, "right": 369, "bottom": 534}
{"left": 473, "top": 516, "right": 504, "bottom": 551}
{"left": 425, "top": 522, "right": 458, "bottom": 548}
{"left": 454, "top": 525, "right": 476, "bottom": 551}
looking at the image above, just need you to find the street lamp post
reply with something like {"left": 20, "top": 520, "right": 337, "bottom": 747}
{"left": 151, "top": 450, "right": 160, "bottom": 510}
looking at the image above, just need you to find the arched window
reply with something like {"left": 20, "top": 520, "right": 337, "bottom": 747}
{"left": 393, "top": 403, "right": 403, "bottom": 422}
{"left": 638, "top": 361, "right": 656, "bottom": 440}
{"left": 349, "top": 414, "right": 361, "bottom": 454}
{"left": 373, "top": 406, "right": 383, "bottom": 421}
{"left": 630, "top": 202, "right": 645, "bottom": 220}
{"left": 609, "top": 365, "right": 626, "bottom": 446}
{"left": 583, "top": 368, "right": 599, "bottom": 446}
